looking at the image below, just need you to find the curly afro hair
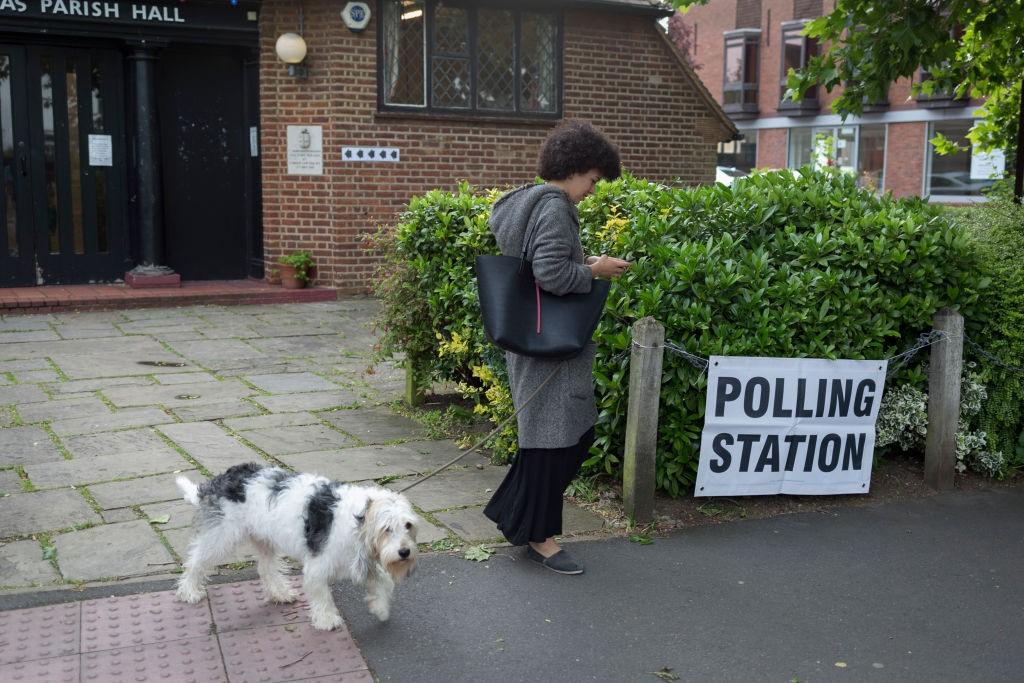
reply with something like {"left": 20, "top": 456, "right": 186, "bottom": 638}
{"left": 537, "top": 120, "right": 621, "bottom": 182}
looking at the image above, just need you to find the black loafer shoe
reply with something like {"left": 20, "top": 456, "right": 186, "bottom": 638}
{"left": 526, "top": 547, "right": 584, "bottom": 575}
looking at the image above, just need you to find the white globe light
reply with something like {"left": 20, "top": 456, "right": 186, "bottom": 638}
{"left": 275, "top": 33, "right": 307, "bottom": 64}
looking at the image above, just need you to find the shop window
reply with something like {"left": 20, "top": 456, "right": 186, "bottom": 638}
{"left": 788, "top": 124, "right": 887, "bottom": 191}
{"left": 925, "top": 120, "right": 1003, "bottom": 198}
{"left": 778, "top": 21, "right": 818, "bottom": 114}
{"left": 722, "top": 30, "right": 759, "bottom": 119}
{"left": 380, "top": 0, "right": 560, "bottom": 117}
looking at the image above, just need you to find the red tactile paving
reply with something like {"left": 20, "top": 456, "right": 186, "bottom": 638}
{"left": 0, "top": 601, "right": 80, "bottom": 664}
{"left": 219, "top": 622, "right": 369, "bottom": 682}
{"left": 0, "top": 280, "right": 337, "bottom": 315}
{"left": 0, "top": 577, "right": 371, "bottom": 682}
{"left": 80, "top": 589, "right": 213, "bottom": 652}
{"left": 80, "top": 635, "right": 227, "bottom": 683}
{"left": 208, "top": 575, "right": 309, "bottom": 633}
{"left": 0, "top": 654, "right": 79, "bottom": 682}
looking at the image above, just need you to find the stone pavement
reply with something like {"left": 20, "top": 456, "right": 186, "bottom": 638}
{"left": 0, "top": 300, "right": 606, "bottom": 592}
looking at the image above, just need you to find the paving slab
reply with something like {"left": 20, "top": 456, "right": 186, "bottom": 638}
{"left": 79, "top": 636, "right": 227, "bottom": 682}
{"left": 101, "top": 507, "right": 139, "bottom": 524}
{"left": 246, "top": 335, "right": 347, "bottom": 357}
{"left": 198, "top": 325, "right": 258, "bottom": 339}
{"left": 169, "top": 399, "right": 262, "bottom": 422}
{"left": 61, "top": 428, "right": 178, "bottom": 459}
{"left": 49, "top": 407, "right": 171, "bottom": 436}
{"left": 0, "top": 539, "right": 61, "bottom": 586}
{"left": 79, "top": 590, "right": 213, "bottom": 653}
{"left": 157, "top": 422, "right": 265, "bottom": 474}
{"left": 244, "top": 371, "right": 340, "bottom": 393}
{"left": 139, "top": 500, "right": 195, "bottom": 530}
{"left": 53, "top": 325, "right": 123, "bottom": 339}
{"left": 241, "top": 424, "right": 357, "bottom": 456}
{"left": 0, "top": 406, "right": 14, "bottom": 427}
{"left": 165, "top": 339, "right": 266, "bottom": 364}
{"left": 87, "top": 471, "right": 203, "bottom": 510}
{"left": 280, "top": 448, "right": 422, "bottom": 483}
{"left": 219, "top": 622, "right": 371, "bottom": 681}
{"left": 319, "top": 407, "right": 428, "bottom": 443}
{"left": 222, "top": 411, "right": 320, "bottom": 431}
{"left": 415, "top": 519, "right": 449, "bottom": 545}
{"left": 41, "top": 376, "right": 154, "bottom": 395}
{"left": 16, "top": 396, "right": 112, "bottom": 423}
{"left": 0, "top": 426, "right": 64, "bottom": 466}
{"left": 49, "top": 349, "right": 190, "bottom": 379}
{"left": 0, "top": 330, "right": 60, "bottom": 343}
{"left": 251, "top": 390, "right": 365, "bottom": 412}
{"left": 0, "top": 317, "right": 53, "bottom": 332}
{"left": 0, "top": 358, "right": 57, "bottom": 372}
{"left": 54, "top": 520, "right": 176, "bottom": 581}
{"left": 385, "top": 467, "right": 508, "bottom": 512}
{"left": 23, "top": 449, "right": 189, "bottom": 490}
{"left": 562, "top": 502, "right": 607, "bottom": 534}
{"left": 102, "top": 378, "right": 255, "bottom": 408}
{"left": 11, "top": 369, "right": 62, "bottom": 383}
{"left": 433, "top": 505, "right": 502, "bottom": 542}
{"left": 0, "top": 601, "right": 79, "bottom": 665}
{"left": 0, "top": 488, "right": 101, "bottom": 537}
{"left": 0, "top": 385, "right": 48, "bottom": 405}
{"left": 153, "top": 371, "right": 219, "bottom": 385}
{"left": 0, "top": 469, "right": 23, "bottom": 494}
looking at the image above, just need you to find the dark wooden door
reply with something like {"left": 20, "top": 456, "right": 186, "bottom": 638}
{"left": 159, "top": 45, "right": 248, "bottom": 280}
{"left": 0, "top": 45, "right": 35, "bottom": 285}
{"left": 22, "top": 45, "right": 127, "bottom": 284}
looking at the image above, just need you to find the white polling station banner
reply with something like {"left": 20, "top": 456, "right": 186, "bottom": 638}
{"left": 695, "top": 355, "right": 888, "bottom": 497}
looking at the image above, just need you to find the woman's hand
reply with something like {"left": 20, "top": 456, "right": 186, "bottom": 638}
{"left": 588, "top": 255, "right": 631, "bottom": 279}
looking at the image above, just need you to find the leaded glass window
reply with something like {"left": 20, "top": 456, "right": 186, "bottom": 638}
{"left": 380, "top": 0, "right": 561, "bottom": 117}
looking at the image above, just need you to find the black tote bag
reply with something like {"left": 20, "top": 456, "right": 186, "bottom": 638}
{"left": 475, "top": 199, "right": 610, "bottom": 359}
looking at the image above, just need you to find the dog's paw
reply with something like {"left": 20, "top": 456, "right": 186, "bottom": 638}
{"left": 311, "top": 613, "right": 345, "bottom": 631}
{"left": 366, "top": 597, "right": 391, "bottom": 622}
{"left": 175, "top": 585, "right": 207, "bottom": 604}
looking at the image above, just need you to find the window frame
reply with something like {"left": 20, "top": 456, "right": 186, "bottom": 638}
{"left": 377, "top": 0, "right": 564, "bottom": 120}
{"left": 786, "top": 123, "right": 888, "bottom": 192}
{"left": 721, "top": 28, "right": 760, "bottom": 119}
{"left": 778, "top": 20, "right": 819, "bottom": 114}
{"left": 923, "top": 119, "right": 999, "bottom": 201}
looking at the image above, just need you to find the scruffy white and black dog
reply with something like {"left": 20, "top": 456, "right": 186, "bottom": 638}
{"left": 175, "top": 463, "right": 419, "bottom": 631}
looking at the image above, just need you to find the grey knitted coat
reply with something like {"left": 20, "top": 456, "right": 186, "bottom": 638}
{"left": 488, "top": 184, "right": 597, "bottom": 449}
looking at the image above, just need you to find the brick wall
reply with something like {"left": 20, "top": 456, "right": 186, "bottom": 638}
{"left": 757, "top": 127, "right": 788, "bottom": 168}
{"left": 884, "top": 122, "right": 926, "bottom": 197}
{"left": 258, "top": 1, "right": 733, "bottom": 293}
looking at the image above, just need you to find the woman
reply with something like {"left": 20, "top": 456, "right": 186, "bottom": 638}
{"left": 483, "top": 121, "right": 631, "bottom": 575}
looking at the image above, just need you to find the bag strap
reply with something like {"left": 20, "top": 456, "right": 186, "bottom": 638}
{"left": 518, "top": 193, "right": 557, "bottom": 274}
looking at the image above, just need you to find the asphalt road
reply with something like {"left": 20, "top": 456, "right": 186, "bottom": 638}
{"left": 333, "top": 488, "right": 1024, "bottom": 683}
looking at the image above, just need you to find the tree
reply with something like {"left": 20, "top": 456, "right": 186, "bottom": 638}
{"left": 671, "top": 1, "right": 1024, "bottom": 202}
{"left": 667, "top": 13, "right": 701, "bottom": 71}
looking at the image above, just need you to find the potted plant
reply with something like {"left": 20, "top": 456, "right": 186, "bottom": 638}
{"left": 278, "top": 250, "right": 315, "bottom": 289}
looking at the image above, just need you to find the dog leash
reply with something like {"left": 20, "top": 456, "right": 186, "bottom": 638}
{"left": 398, "top": 363, "right": 563, "bottom": 493}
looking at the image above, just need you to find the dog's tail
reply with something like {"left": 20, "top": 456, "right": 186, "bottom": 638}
{"left": 177, "top": 476, "right": 201, "bottom": 507}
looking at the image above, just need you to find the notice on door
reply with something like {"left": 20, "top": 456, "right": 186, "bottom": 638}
{"left": 287, "top": 125, "right": 322, "bottom": 175}
{"left": 88, "top": 134, "right": 113, "bottom": 166}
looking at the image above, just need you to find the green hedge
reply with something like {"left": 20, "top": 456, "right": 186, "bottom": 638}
{"left": 950, "top": 186, "right": 1024, "bottom": 467}
{"left": 375, "top": 169, "right": 987, "bottom": 495}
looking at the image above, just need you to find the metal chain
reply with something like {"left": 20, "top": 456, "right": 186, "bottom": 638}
{"left": 964, "top": 335, "right": 1024, "bottom": 375}
{"left": 885, "top": 330, "right": 958, "bottom": 376}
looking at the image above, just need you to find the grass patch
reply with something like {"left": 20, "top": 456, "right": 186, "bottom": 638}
{"left": 77, "top": 488, "right": 103, "bottom": 515}
{"left": 42, "top": 424, "right": 73, "bottom": 460}
{"left": 16, "top": 466, "right": 36, "bottom": 492}
{"left": 45, "top": 358, "right": 69, "bottom": 382}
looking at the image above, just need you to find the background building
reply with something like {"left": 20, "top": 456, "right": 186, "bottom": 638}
{"left": 674, "top": 0, "right": 1004, "bottom": 201}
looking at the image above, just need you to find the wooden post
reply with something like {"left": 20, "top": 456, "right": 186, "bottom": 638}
{"left": 924, "top": 308, "right": 964, "bottom": 490}
{"left": 623, "top": 317, "right": 665, "bottom": 524}
{"left": 405, "top": 359, "right": 425, "bottom": 407}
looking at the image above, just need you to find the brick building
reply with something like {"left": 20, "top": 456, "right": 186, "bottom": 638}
{"left": 675, "top": 0, "right": 1005, "bottom": 201}
{"left": 0, "top": 0, "right": 736, "bottom": 292}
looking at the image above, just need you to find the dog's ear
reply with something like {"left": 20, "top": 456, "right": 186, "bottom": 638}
{"left": 355, "top": 497, "right": 373, "bottom": 526}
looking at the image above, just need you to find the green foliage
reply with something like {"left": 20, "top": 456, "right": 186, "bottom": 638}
{"left": 951, "top": 193, "right": 1024, "bottom": 468}
{"left": 278, "top": 250, "right": 315, "bottom": 282}
{"left": 375, "top": 169, "right": 987, "bottom": 494}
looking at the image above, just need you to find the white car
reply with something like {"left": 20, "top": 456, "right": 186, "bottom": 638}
{"left": 716, "top": 166, "right": 749, "bottom": 186}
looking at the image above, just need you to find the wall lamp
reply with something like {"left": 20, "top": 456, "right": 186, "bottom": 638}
{"left": 275, "top": 5, "right": 308, "bottom": 78}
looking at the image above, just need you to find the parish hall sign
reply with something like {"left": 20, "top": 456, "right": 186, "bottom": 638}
{"left": 0, "top": 0, "right": 255, "bottom": 28}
